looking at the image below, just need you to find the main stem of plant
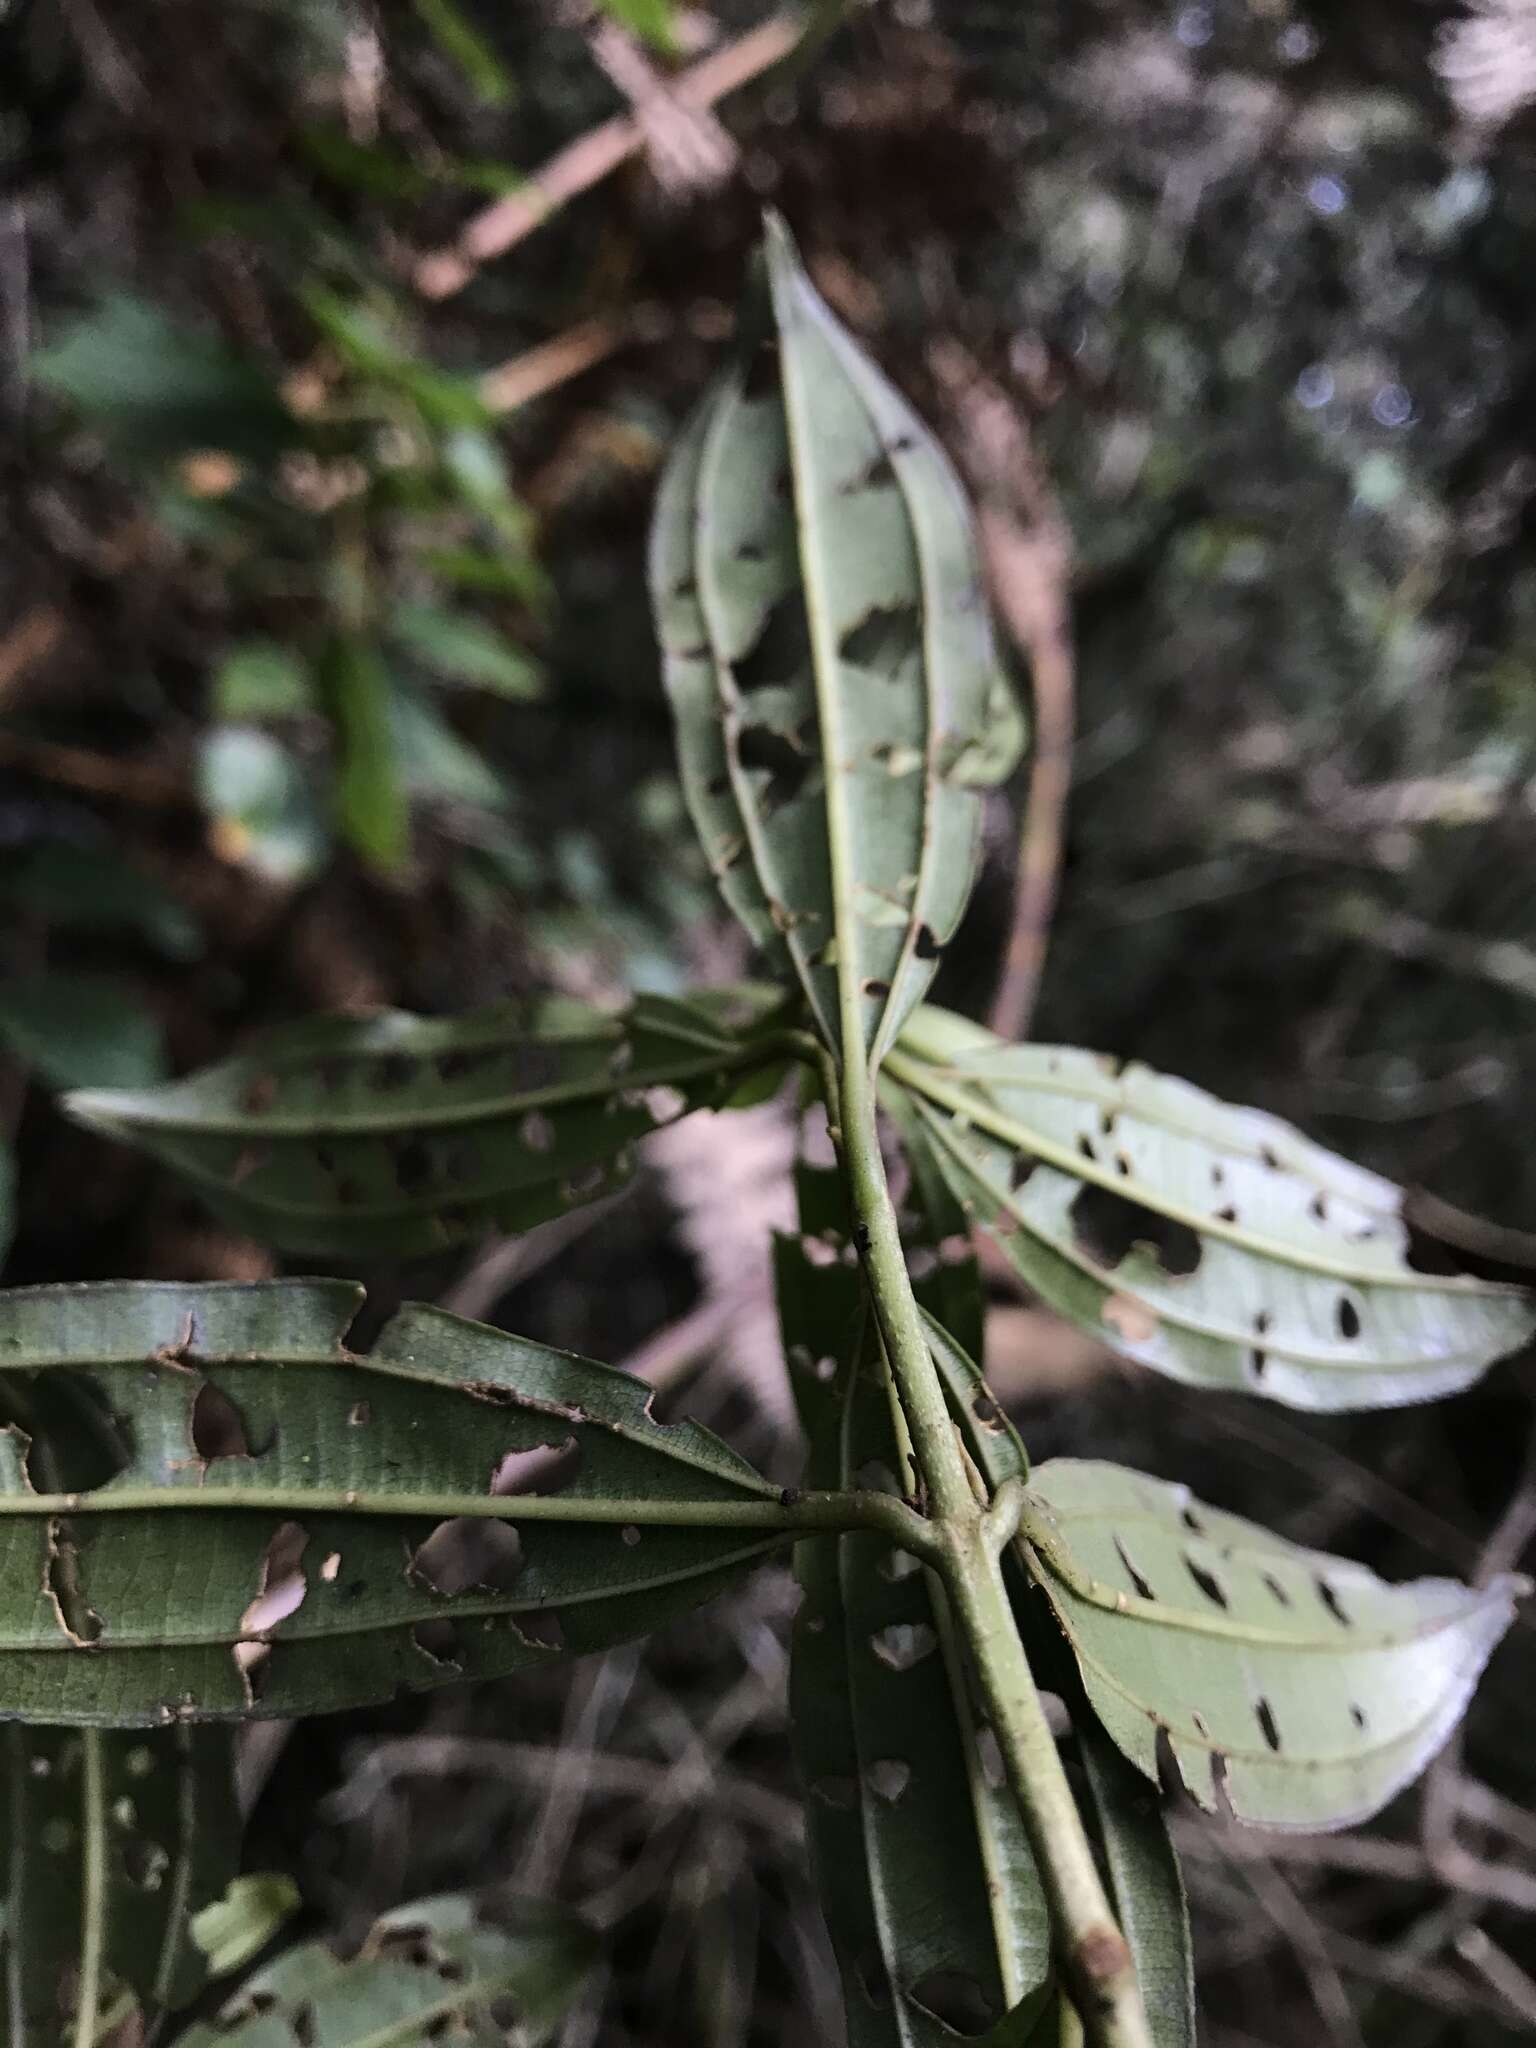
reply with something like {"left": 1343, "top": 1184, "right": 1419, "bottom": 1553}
{"left": 834, "top": 1052, "right": 1152, "bottom": 2048}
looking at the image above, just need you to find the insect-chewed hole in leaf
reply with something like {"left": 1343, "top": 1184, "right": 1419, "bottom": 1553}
{"left": 1249, "top": 1348, "right": 1268, "bottom": 1382}
{"left": 121, "top": 1834, "right": 171, "bottom": 1893}
{"left": 733, "top": 590, "right": 811, "bottom": 692}
{"left": 1182, "top": 1552, "right": 1229, "bottom": 1609}
{"left": 1010, "top": 1154, "right": 1036, "bottom": 1193}
{"left": 518, "top": 1109, "right": 555, "bottom": 1154}
{"left": 865, "top": 1758, "right": 912, "bottom": 1805}
{"left": 736, "top": 721, "right": 818, "bottom": 811}
{"left": 861, "top": 978, "right": 892, "bottom": 1000}
{"left": 879, "top": 1547, "right": 922, "bottom": 1583}
{"left": 1070, "top": 1184, "right": 1203, "bottom": 1277}
{"left": 976, "top": 1724, "right": 1007, "bottom": 1791}
{"left": 321, "top": 1551, "right": 341, "bottom": 1581}
{"left": 870, "top": 1622, "right": 938, "bottom": 1672}
{"left": 811, "top": 1775, "right": 859, "bottom": 1811}
{"left": 970, "top": 1390, "right": 1002, "bottom": 1430}
{"left": 240, "top": 1072, "right": 278, "bottom": 1115}
{"left": 1180, "top": 1505, "right": 1205, "bottom": 1534}
{"left": 1315, "top": 1575, "right": 1352, "bottom": 1626}
{"left": 642, "top": 1083, "right": 688, "bottom": 1124}
{"left": 236, "top": 1521, "right": 310, "bottom": 1695}
{"left": 1349, "top": 1702, "right": 1368, "bottom": 1730}
{"left": 620, "top": 1524, "right": 642, "bottom": 1548}
{"left": 516, "top": 1607, "right": 565, "bottom": 1650}
{"left": 347, "top": 1400, "right": 371, "bottom": 1427}
{"left": 409, "top": 1518, "right": 525, "bottom": 1598}
{"left": 838, "top": 602, "right": 921, "bottom": 676}
{"left": 191, "top": 1378, "right": 263, "bottom": 1461}
{"left": 229, "top": 1142, "right": 270, "bottom": 1188}
{"left": 1254, "top": 1696, "right": 1282, "bottom": 1752}
{"left": 45, "top": 1522, "right": 103, "bottom": 1645}
{"left": 492, "top": 1436, "right": 582, "bottom": 1496}
{"left": 914, "top": 922, "right": 944, "bottom": 961}
{"left": 412, "top": 1617, "right": 463, "bottom": 1668}
{"left": 391, "top": 1136, "right": 433, "bottom": 1196}
{"left": 1113, "top": 1536, "right": 1156, "bottom": 1602}
{"left": 1335, "top": 1295, "right": 1362, "bottom": 1340}
{"left": 289, "top": 2002, "right": 318, "bottom": 2048}
{"left": 1261, "top": 1570, "right": 1292, "bottom": 1606}
{"left": 908, "top": 1968, "right": 997, "bottom": 2038}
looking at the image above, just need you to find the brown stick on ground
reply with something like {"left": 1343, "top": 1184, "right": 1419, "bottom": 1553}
{"left": 416, "top": 12, "right": 803, "bottom": 300}
{"left": 931, "top": 342, "right": 1075, "bottom": 1045}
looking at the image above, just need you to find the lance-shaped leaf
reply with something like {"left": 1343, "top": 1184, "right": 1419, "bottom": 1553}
{"left": 651, "top": 215, "right": 1024, "bottom": 1074}
{"left": 1074, "top": 1727, "right": 1195, "bottom": 2048}
{"left": 1, "top": 1724, "right": 238, "bottom": 2042}
{"left": 786, "top": 1276, "right": 1052, "bottom": 2042}
{"left": 0, "top": 1279, "right": 793, "bottom": 1724}
{"left": 177, "top": 1893, "right": 597, "bottom": 2048}
{"left": 1017, "top": 1458, "right": 1524, "bottom": 1831}
{"left": 63, "top": 986, "right": 789, "bottom": 1258}
{"left": 893, "top": 1011, "right": 1536, "bottom": 1411}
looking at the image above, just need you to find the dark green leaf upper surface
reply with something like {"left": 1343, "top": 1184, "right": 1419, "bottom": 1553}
{"left": 651, "top": 218, "right": 1024, "bottom": 1073}
{"left": 0, "top": 1280, "right": 783, "bottom": 1724}
{"left": 781, "top": 1230, "right": 1051, "bottom": 2045}
{"left": 64, "top": 987, "right": 787, "bottom": 1256}
{"left": 177, "top": 1893, "right": 597, "bottom": 2048}
{"left": 1, "top": 1724, "right": 237, "bottom": 2041}
{"left": 895, "top": 1008, "right": 1536, "bottom": 1410}
{"left": 1019, "top": 1459, "right": 1524, "bottom": 1830}
{"left": 1075, "top": 1727, "right": 1195, "bottom": 2048}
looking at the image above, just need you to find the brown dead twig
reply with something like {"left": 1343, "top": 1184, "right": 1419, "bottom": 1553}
{"left": 931, "top": 342, "right": 1075, "bottom": 1044}
{"left": 416, "top": 12, "right": 803, "bottom": 301}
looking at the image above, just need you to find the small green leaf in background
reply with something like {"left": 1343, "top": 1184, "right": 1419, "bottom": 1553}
{"left": 320, "top": 637, "right": 411, "bottom": 875}
{"left": 0, "top": 972, "right": 166, "bottom": 1090}
{"left": 1018, "top": 1458, "right": 1524, "bottom": 1831}
{"left": 392, "top": 687, "right": 512, "bottom": 811}
{"left": 1, "top": 1725, "right": 239, "bottom": 2042}
{"left": 894, "top": 1005, "right": 1536, "bottom": 1412}
{"left": 199, "top": 726, "right": 330, "bottom": 885}
{"left": 390, "top": 598, "right": 543, "bottom": 699}
{"left": 214, "top": 641, "right": 315, "bottom": 721}
{"left": 0, "top": 841, "right": 202, "bottom": 959}
{"left": 178, "top": 1893, "right": 598, "bottom": 2048}
{"left": 191, "top": 1872, "right": 302, "bottom": 1976}
{"left": 596, "top": 0, "right": 677, "bottom": 54}
{"left": 31, "top": 295, "right": 296, "bottom": 463}
{"left": 411, "top": 0, "right": 517, "bottom": 103}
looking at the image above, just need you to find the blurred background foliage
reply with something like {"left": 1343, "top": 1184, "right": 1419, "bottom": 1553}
{"left": 3, "top": 1, "right": 1536, "bottom": 2043}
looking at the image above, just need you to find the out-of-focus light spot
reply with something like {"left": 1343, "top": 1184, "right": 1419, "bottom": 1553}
{"left": 1295, "top": 364, "right": 1334, "bottom": 409}
{"left": 1277, "top": 21, "right": 1318, "bottom": 61}
{"left": 1372, "top": 383, "right": 1412, "bottom": 427}
{"left": 1307, "top": 175, "right": 1348, "bottom": 216}
{"left": 1175, "top": 5, "right": 1213, "bottom": 47}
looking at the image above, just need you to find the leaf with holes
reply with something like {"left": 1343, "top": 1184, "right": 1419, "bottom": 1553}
{"left": 650, "top": 215, "right": 1023, "bottom": 1075}
{"left": 1, "top": 1724, "right": 238, "bottom": 2042}
{"left": 0, "top": 1279, "right": 795, "bottom": 1724}
{"left": 892, "top": 1010, "right": 1536, "bottom": 1411}
{"left": 64, "top": 986, "right": 789, "bottom": 1257}
{"left": 176, "top": 1892, "right": 597, "bottom": 2048}
{"left": 1016, "top": 1459, "right": 1524, "bottom": 1831}
{"left": 789, "top": 1296, "right": 1052, "bottom": 2043}
{"left": 1074, "top": 1726, "right": 1194, "bottom": 2048}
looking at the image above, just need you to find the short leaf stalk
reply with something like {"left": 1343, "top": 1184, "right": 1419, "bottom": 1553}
{"left": 835, "top": 1050, "right": 1153, "bottom": 2048}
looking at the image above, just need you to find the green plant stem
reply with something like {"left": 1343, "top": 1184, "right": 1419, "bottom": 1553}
{"left": 834, "top": 1052, "right": 1152, "bottom": 2048}
{"left": 72, "top": 1729, "right": 106, "bottom": 2048}
{"left": 0, "top": 1483, "right": 935, "bottom": 1552}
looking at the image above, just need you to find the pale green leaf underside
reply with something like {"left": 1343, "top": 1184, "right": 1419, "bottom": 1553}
{"left": 651, "top": 216, "right": 1023, "bottom": 1071}
{"left": 177, "top": 1893, "right": 597, "bottom": 2048}
{"left": 896, "top": 1009, "right": 1534, "bottom": 1410}
{"left": 0, "top": 1280, "right": 781, "bottom": 1724}
{"left": 1, "top": 1724, "right": 237, "bottom": 2041}
{"left": 1020, "top": 1459, "right": 1523, "bottom": 1830}
{"left": 63, "top": 986, "right": 787, "bottom": 1257}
